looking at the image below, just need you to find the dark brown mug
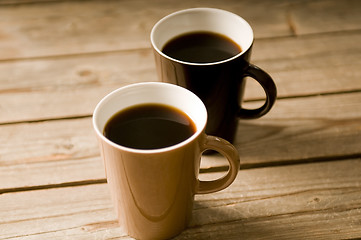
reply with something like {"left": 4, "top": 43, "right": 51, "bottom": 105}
{"left": 151, "top": 8, "right": 277, "bottom": 143}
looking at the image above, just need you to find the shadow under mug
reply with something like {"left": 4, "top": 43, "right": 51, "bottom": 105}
{"left": 92, "top": 82, "right": 240, "bottom": 239}
{"left": 151, "top": 8, "right": 277, "bottom": 143}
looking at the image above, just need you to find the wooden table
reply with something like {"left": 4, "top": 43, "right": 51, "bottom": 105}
{"left": 1, "top": 0, "right": 361, "bottom": 239}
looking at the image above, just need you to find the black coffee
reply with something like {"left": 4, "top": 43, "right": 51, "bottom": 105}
{"left": 103, "top": 103, "right": 196, "bottom": 150}
{"left": 162, "top": 31, "right": 242, "bottom": 63}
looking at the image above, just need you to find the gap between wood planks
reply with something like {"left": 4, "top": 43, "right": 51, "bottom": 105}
{"left": 0, "top": 29, "right": 360, "bottom": 63}
{"left": 1, "top": 154, "right": 360, "bottom": 195}
{"left": 0, "top": 89, "right": 360, "bottom": 126}
{"left": 0, "top": 179, "right": 106, "bottom": 195}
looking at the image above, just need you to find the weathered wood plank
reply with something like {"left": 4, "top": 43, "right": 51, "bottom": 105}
{"left": 289, "top": 0, "right": 361, "bottom": 35}
{"left": 0, "top": 0, "right": 58, "bottom": 4}
{"left": 0, "top": 157, "right": 105, "bottom": 192}
{"left": 236, "top": 92, "right": 361, "bottom": 166}
{"left": 1, "top": 159, "right": 360, "bottom": 239}
{"left": 0, "top": 118, "right": 97, "bottom": 166}
{"left": 0, "top": 0, "right": 360, "bottom": 60}
{"left": 1, "top": 92, "right": 361, "bottom": 190}
{"left": 0, "top": 183, "right": 119, "bottom": 239}
{"left": 0, "top": 1, "right": 360, "bottom": 240}
{"left": 0, "top": 49, "right": 155, "bottom": 93}
{"left": 0, "top": 117, "right": 221, "bottom": 190}
{"left": 0, "top": 48, "right": 157, "bottom": 124}
{"left": 246, "top": 30, "right": 361, "bottom": 99}
{"left": 0, "top": 0, "right": 292, "bottom": 60}
{"left": 0, "top": 31, "right": 360, "bottom": 123}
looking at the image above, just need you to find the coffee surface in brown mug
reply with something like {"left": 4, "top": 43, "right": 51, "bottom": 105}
{"left": 103, "top": 103, "right": 196, "bottom": 150}
{"left": 162, "top": 31, "right": 242, "bottom": 63}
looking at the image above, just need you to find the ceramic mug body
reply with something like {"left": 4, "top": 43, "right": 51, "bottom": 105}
{"left": 151, "top": 8, "right": 277, "bottom": 143}
{"left": 93, "top": 82, "right": 240, "bottom": 239}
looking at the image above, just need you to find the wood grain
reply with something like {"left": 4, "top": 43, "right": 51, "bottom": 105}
{"left": 0, "top": 0, "right": 292, "bottom": 60}
{"left": 1, "top": 0, "right": 360, "bottom": 60}
{"left": 1, "top": 1, "right": 361, "bottom": 239}
{"left": 0, "top": 49, "right": 157, "bottom": 123}
{"left": 0, "top": 31, "right": 360, "bottom": 123}
{"left": 289, "top": 0, "right": 361, "bottom": 35}
{"left": 236, "top": 92, "right": 361, "bottom": 166}
{"left": 1, "top": 159, "right": 360, "bottom": 239}
{"left": 246, "top": 31, "right": 361, "bottom": 99}
{"left": 1, "top": 92, "right": 361, "bottom": 190}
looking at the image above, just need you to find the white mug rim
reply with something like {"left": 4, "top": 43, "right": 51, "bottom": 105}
{"left": 150, "top": 7, "right": 254, "bottom": 66}
{"left": 92, "top": 82, "right": 207, "bottom": 154}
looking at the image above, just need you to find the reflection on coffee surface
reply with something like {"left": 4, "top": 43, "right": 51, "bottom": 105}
{"left": 162, "top": 31, "right": 242, "bottom": 63}
{"left": 104, "top": 103, "right": 196, "bottom": 149}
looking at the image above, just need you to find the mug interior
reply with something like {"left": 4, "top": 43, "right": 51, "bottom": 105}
{"left": 93, "top": 82, "right": 207, "bottom": 152}
{"left": 151, "top": 8, "right": 254, "bottom": 64}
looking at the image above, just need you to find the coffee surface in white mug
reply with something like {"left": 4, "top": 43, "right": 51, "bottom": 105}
{"left": 103, "top": 103, "right": 196, "bottom": 150}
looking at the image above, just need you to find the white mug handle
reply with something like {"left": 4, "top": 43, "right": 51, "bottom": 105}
{"left": 196, "top": 135, "right": 240, "bottom": 194}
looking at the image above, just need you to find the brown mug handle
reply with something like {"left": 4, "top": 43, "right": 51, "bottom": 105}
{"left": 238, "top": 64, "right": 277, "bottom": 119}
{"left": 196, "top": 135, "right": 240, "bottom": 194}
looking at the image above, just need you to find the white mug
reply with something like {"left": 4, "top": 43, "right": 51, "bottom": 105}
{"left": 93, "top": 82, "right": 240, "bottom": 239}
